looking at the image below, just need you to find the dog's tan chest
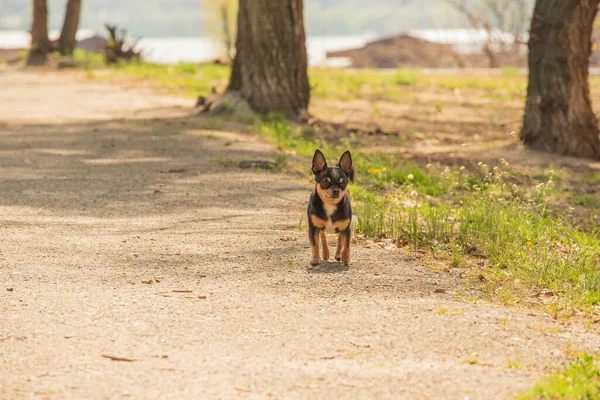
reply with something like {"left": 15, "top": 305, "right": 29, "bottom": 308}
{"left": 310, "top": 214, "right": 350, "bottom": 234}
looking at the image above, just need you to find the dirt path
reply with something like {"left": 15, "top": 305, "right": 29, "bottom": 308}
{"left": 0, "top": 69, "right": 598, "bottom": 400}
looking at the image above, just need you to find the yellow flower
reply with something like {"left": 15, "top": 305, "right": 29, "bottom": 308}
{"left": 367, "top": 168, "right": 381, "bottom": 174}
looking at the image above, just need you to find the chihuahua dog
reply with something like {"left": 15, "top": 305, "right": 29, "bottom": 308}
{"left": 307, "top": 149, "right": 354, "bottom": 266}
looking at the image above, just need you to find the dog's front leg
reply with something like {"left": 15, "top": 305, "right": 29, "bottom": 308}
{"left": 335, "top": 233, "right": 342, "bottom": 261}
{"left": 340, "top": 226, "right": 351, "bottom": 265}
{"left": 320, "top": 230, "right": 330, "bottom": 261}
{"left": 309, "top": 225, "right": 320, "bottom": 266}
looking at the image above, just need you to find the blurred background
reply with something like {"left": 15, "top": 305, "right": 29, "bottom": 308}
{"left": 0, "top": 0, "right": 538, "bottom": 66}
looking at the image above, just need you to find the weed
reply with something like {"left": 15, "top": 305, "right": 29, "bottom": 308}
{"left": 212, "top": 157, "right": 237, "bottom": 168}
{"left": 257, "top": 114, "right": 320, "bottom": 156}
{"left": 507, "top": 360, "right": 525, "bottom": 369}
{"left": 81, "top": 59, "right": 600, "bottom": 319}
{"left": 393, "top": 70, "right": 419, "bottom": 86}
{"left": 273, "top": 154, "right": 288, "bottom": 171}
{"left": 575, "top": 194, "right": 598, "bottom": 208}
{"left": 352, "top": 161, "right": 600, "bottom": 316}
{"left": 501, "top": 67, "right": 520, "bottom": 77}
{"left": 72, "top": 49, "right": 104, "bottom": 69}
{"left": 522, "top": 353, "right": 600, "bottom": 399}
{"left": 461, "top": 356, "right": 482, "bottom": 365}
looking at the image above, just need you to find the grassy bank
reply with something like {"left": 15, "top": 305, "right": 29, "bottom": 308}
{"left": 522, "top": 353, "right": 600, "bottom": 399}
{"left": 257, "top": 115, "right": 600, "bottom": 320}
{"left": 75, "top": 51, "right": 530, "bottom": 101}
{"left": 77, "top": 55, "right": 600, "bottom": 320}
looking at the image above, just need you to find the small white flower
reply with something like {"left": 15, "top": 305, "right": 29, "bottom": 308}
{"left": 407, "top": 174, "right": 414, "bottom": 180}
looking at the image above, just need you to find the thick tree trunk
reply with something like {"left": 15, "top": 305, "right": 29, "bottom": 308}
{"left": 58, "top": 0, "right": 82, "bottom": 56}
{"left": 28, "top": 0, "right": 53, "bottom": 65}
{"left": 521, "top": 0, "right": 600, "bottom": 159}
{"left": 226, "top": 0, "right": 309, "bottom": 117}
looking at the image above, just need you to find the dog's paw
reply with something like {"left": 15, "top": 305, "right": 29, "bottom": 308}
{"left": 310, "top": 259, "right": 320, "bottom": 266}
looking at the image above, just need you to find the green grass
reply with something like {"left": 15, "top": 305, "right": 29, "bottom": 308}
{"left": 77, "top": 55, "right": 528, "bottom": 102}
{"left": 71, "top": 50, "right": 105, "bottom": 69}
{"left": 105, "top": 61, "right": 230, "bottom": 97}
{"left": 78, "top": 57, "right": 600, "bottom": 318}
{"left": 351, "top": 160, "right": 600, "bottom": 316}
{"left": 575, "top": 194, "right": 598, "bottom": 208}
{"left": 522, "top": 353, "right": 600, "bottom": 399}
{"left": 255, "top": 114, "right": 600, "bottom": 317}
{"left": 257, "top": 113, "right": 322, "bottom": 157}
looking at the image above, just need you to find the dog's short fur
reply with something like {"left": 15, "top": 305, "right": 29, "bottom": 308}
{"left": 307, "top": 149, "right": 354, "bottom": 266}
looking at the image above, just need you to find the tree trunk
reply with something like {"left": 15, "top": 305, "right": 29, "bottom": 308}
{"left": 28, "top": 0, "right": 53, "bottom": 65}
{"left": 521, "top": 0, "right": 600, "bottom": 159}
{"left": 58, "top": 0, "right": 82, "bottom": 56}
{"left": 226, "top": 0, "right": 309, "bottom": 117}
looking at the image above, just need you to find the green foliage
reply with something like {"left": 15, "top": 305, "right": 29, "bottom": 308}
{"left": 273, "top": 154, "right": 289, "bottom": 171}
{"left": 257, "top": 114, "right": 321, "bottom": 157}
{"left": 393, "top": 70, "right": 419, "bottom": 86}
{"left": 522, "top": 353, "right": 600, "bottom": 400}
{"left": 72, "top": 50, "right": 105, "bottom": 69}
{"left": 212, "top": 157, "right": 237, "bottom": 167}
{"left": 173, "top": 63, "right": 199, "bottom": 74}
{"left": 77, "top": 61, "right": 599, "bottom": 316}
{"left": 105, "top": 61, "right": 230, "bottom": 97}
{"left": 501, "top": 66, "right": 520, "bottom": 77}
{"left": 309, "top": 68, "right": 526, "bottom": 102}
{"left": 249, "top": 116, "right": 600, "bottom": 316}
{"left": 352, "top": 161, "right": 600, "bottom": 313}
{"left": 575, "top": 194, "right": 599, "bottom": 208}
{"left": 81, "top": 61, "right": 530, "bottom": 103}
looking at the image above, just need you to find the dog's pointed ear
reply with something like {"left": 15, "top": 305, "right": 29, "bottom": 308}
{"left": 312, "top": 149, "right": 327, "bottom": 174}
{"left": 338, "top": 150, "right": 354, "bottom": 181}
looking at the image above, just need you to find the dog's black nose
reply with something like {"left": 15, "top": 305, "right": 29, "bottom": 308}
{"left": 332, "top": 188, "right": 340, "bottom": 197}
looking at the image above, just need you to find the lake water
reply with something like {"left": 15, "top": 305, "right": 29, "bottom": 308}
{"left": 135, "top": 35, "right": 374, "bottom": 66}
{"left": 0, "top": 31, "right": 374, "bottom": 66}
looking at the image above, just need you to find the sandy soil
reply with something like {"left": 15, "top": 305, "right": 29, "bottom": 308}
{"left": 1, "top": 68, "right": 598, "bottom": 400}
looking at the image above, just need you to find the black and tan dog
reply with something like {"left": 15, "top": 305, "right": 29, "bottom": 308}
{"left": 307, "top": 149, "right": 354, "bottom": 266}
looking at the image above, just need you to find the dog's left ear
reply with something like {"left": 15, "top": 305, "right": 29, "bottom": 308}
{"left": 338, "top": 151, "right": 354, "bottom": 181}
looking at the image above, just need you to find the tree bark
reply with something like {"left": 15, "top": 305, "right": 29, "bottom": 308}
{"left": 521, "top": 0, "right": 600, "bottom": 159}
{"left": 226, "top": 0, "right": 309, "bottom": 117}
{"left": 58, "top": 0, "right": 82, "bottom": 56}
{"left": 28, "top": 0, "right": 53, "bottom": 65}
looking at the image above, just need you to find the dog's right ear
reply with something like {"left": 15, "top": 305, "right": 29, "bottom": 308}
{"left": 312, "top": 149, "right": 327, "bottom": 174}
